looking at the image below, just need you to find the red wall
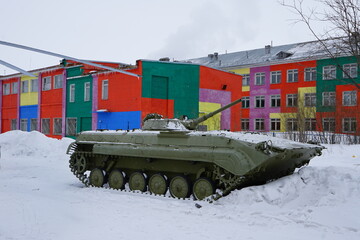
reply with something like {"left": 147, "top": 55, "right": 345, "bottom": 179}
{"left": 199, "top": 66, "right": 242, "bottom": 131}
{"left": 1, "top": 77, "right": 19, "bottom": 132}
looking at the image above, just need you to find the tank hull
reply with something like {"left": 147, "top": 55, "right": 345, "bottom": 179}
{"left": 67, "top": 130, "right": 323, "bottom": 200}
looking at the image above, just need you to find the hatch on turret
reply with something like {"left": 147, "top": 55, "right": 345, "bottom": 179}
{"left": 142, "top": 119, "right": 189, "bottom": 132}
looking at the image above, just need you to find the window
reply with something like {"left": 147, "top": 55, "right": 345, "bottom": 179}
{"left": 102, "top": 80, "right": 108, "bottom": 100}
{"left": 69, "top": 84, "right": 75, "bottom": 103}
{"left": 343, "top": 63, "right": 357, "bottom": 78}
{"left": 66, "top": 118, "right": 77, "bottom": 136}
{"left": 270, "top": 95, "right": 280, "bottom": 107}
{"left": 30, "top": 119, "right": 38, "bottom": 131}
{"left": 41, "top": 118, "right": 50, "bottom": 134}
{"left": 11, "top": 119, "right": 17, "bottom": 130}
{"left": 11, "top": 82, "right": 18, "bottom": 94}
{"left": 31, "top": 79, "right": 38, "bottom": 92}
{"left": 53, "top": 118, "right": 62, "bottom": 135}
{"left": 42, "top": 76, "right": 51, "bottom": 91}
{"left": 271, "top": 118, "right": 281, "bottom": 131}
{"left": 270, "top": 71, "right": 281, "bottom": 84}
{"left": 242, "top": 96, "right": 250, "bottom": 108}
{"left": 323, "top": 65, "right": 336, "bottom": 80}
{"left": 304, "top": 67, "right": 316, "bottom": 81}
{"left": 287, "top": 69, "right": 298, "bottom": 82}
{"left": 343, "top": 118, "right": 356, "bottom": 132}
{"left": 343, "top": 91, "right": 357, "bottom": 106}
{"left": 255, "top": 96, "right": 265, "bottom": 108}
{"left": 84, "top": 82, "right": 91, "bottom": 101}
{"left": 255, "top": 72, "right": 265, "bottom": 85}
{"left": 286, "top": 118, "right": 298, "bottom": 131}
{"left": 322, "top": 92, "right": 336, "bottom": 106}
{"left": 255, "top": 118, "right": 265, "bottom": 131}
{"left": 242, "top": 74, "right": 250, "bottom": 86}
{"left": 304, "top": 93, "right": 316, "bottom": 107}
{"left": 21, "top": 81, "right": 29, "bottom": 93}
{"left": 287, "top": 94, "right": 298, "bottom": 107}
{"left": 305, "top": 118, "right": 317, "bottom": 131}
{"left": 3, "top": 83, "right": 10, "bottom": 95}
{"left": 54, "top": 75, "right": 63, "bottom": 89}
{"left": 241, "top": 119, "right": 250, "bottom": 131}
{"left": 323, "top": 118, "right": 335, "bottom": 132}
{"left": 20, "top": 119, "right": 28, "bottom": 131}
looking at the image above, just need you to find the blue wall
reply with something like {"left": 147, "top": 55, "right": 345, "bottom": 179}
{"left": 97, "top": 111, "right": 141, "bottom": 130}
{"left": 19, "top": 105, "right": 38, "bottom": 131}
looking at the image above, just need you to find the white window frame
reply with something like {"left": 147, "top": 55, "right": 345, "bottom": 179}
{"left": 304, "top": 67, "right": 316, "bottom": 81}
{"left": 270, "top": 95, "right": 280, "bottom": 107}
{"left": 41, "top": 118, "right": 50, "bottom": 134}
{"left": 54, "top": 75, "right": 63, "bottom": 89}
{"left": 286, "top": 94, "right": 298, "bottom": 107}
{"left": 343, "top": 117, "right": 356, "bottom": 133}
{"left": 304, "top": 93, "right": 316, "bottom": 107}
{"left": 3, "top": 83, "right": 10, "bottom": 95}
{"left": 53, "top": 118, "right": 62, "bottom": 135}
{"left": 322, "top": 92, "right": 336, "bottom": 106}
{"left": 255, "top": 72, "right": 265, "bottom": 86}
{"left": 242, "top": 96, "right": 250, "bottom": 108}
{"left": 287, "top": 69, "right": 298, "bottom": 82}
{"left": 323, "top": 118, "right": 335, "bottom": 132}
{"left": 305, "top": 118, "right": 317, "bottom": 131}
{"left": 66, "top": 118, "right": 77, "bottom": 136}
{"left": 343, "top": 63, "right": 357, "bottom": 78}
{"left": 255, "top": 95, "right": 265, "bottom": 108}
{"left": 241, "top": 119, "right": 250, "bottom": 131}
{"left": 255, "top": 118, "right": 265, "bottom": 131}
{"left": 270, "top": 71, "right": 281, "bottom": 84}
{"left": 11, "top": 82, "right": 18, "bottom": 94}
{"left": 31, "top": 79, "right": 38, "bottom": 92}
{"left": 69, "top": 84, "right": 75, "bottom": 103}
{"left": 242, "top": 74, "right": 250, "bottom": 86}
{"left": 21, "top": 80, "right": 29, "bottom": 93}
{"left": 84, "top": 82, "right": 91, "bottom": 102}
{"left": 20, "top": 119, "right": 28, "bottom": 131}
{"left": 286, "top": 118, "right": 298, "bottom": 131}
{"left": 30, "top": 118, "right": 38, "bottom": 131}
{"left": 42, "top": 76, "right": 51, "bottom": 91}
{"left": 102, "top": 80, "right": 109, "bottom": 100}
{"left": 323, "top": 65, "right": 336, "bottom": 80}
{"left": 342, "top": 91, "right": 357, "bottom": 106}
{"left": 270, "top": 118, "right": 281, "bottom": 131}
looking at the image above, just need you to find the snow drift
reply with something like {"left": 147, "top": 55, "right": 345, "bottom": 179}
{"left": 0, "top": 131, "right": 359, "bottom": 240}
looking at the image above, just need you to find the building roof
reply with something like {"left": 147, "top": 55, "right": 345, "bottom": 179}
{"left": 187, "top": 40, "right": 331, "bottom": 70}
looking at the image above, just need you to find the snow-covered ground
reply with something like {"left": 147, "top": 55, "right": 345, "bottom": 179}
{"left": 0, "top": 131, "right": 359, "bottom": 240}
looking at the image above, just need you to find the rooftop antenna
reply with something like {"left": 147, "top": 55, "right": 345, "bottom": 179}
{"left": 0, "top": 40, "right": 140, "bottom": 78}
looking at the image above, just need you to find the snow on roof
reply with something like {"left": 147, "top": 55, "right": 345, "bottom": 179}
{"left": 186, "top": 40, "right": 333, "bottom": 70}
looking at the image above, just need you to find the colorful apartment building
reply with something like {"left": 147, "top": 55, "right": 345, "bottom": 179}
{"left": 0, "top": 59, "right": 242, "bottom": 138}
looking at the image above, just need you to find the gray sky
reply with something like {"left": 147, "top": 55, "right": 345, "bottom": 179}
{"left": 0, "top": 0, "right": 327, "bottom": 75}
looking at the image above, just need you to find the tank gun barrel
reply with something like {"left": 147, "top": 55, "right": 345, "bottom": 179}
{"left": 183, "top": 98, "right": 242, "bottom": 130}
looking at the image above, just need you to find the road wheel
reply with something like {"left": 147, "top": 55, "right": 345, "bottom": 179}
{"left": 149, "top": 173, "right": 168, "bottom": 195}
{"left": 108, "top": 169, "right": 125, "bottom": 190}
{"left": 129, "top": 172, "right": 147, "bottom": 192}
{"left": 192, "top": 178, "right": 215, "bottom": 200}
{"left": 169, "top": 175, "right": 190, "bottom": 199}
{"left": 89, "top": 168, "right": 105, "bottom": 187}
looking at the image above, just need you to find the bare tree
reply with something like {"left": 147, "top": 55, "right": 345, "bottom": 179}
{"left": 280, "top": 0, "right": 360, "bottom": 89}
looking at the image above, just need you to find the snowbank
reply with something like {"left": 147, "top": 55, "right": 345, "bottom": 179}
{"left": 0, "top": 131, "right": 359, "bottom": 240}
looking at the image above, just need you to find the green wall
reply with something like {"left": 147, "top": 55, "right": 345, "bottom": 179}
{"left": 66, "top": 67, "right": 93, "bottom": 137}
{"left": 141, "top": 61, "right": 200, "bottom": 119}
{"left": 316, "top": 56, "right": 360, "bottom": 112}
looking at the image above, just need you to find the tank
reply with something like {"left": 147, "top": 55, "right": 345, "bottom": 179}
{"left": 67, "top": 98, "right": 324, "bottom": 201}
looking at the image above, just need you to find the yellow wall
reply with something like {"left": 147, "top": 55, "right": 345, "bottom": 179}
{"left": 270, "top": 112, "right": 297, "bottom": 132}
{"left": 199, "top": 102, "right": 221, "bottom": 130}
{"left": 20, "top": 75, "right": 38, "bottom": 106}
{"left": 230, "top": 68, "right": 250, "bottom": 92}
{"left": 298, "top": 87, "right": 316, "bottom": 118}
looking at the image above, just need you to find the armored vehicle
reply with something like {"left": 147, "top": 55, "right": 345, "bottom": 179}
{"left": 67, "top": 99, "right": 324, "bottom": 200}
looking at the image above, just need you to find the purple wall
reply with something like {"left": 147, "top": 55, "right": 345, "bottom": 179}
{"left": 249, "top": 66, "right": 280, "bottom": 131}
{"left": 92, "top": 74, "right": 98, "bottom": 130}
{"left": 199, "top": 88, "right": 231, "bottom": 129}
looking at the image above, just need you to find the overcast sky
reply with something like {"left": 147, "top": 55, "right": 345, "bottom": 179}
{"left": 0, "top": 0, "right": 328, "bottom": 75}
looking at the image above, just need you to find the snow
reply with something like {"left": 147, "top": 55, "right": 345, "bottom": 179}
{"left": 0, "top": 131, "right": 359, "bottom": 240}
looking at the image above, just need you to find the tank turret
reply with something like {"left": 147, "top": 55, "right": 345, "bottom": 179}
{"left": 142, "top": 98, "right": 242, "bottom": 131}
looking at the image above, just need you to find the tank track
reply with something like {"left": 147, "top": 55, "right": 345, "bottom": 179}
{"left": 67, "top": 143, "right": 244, "bottom": 202}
